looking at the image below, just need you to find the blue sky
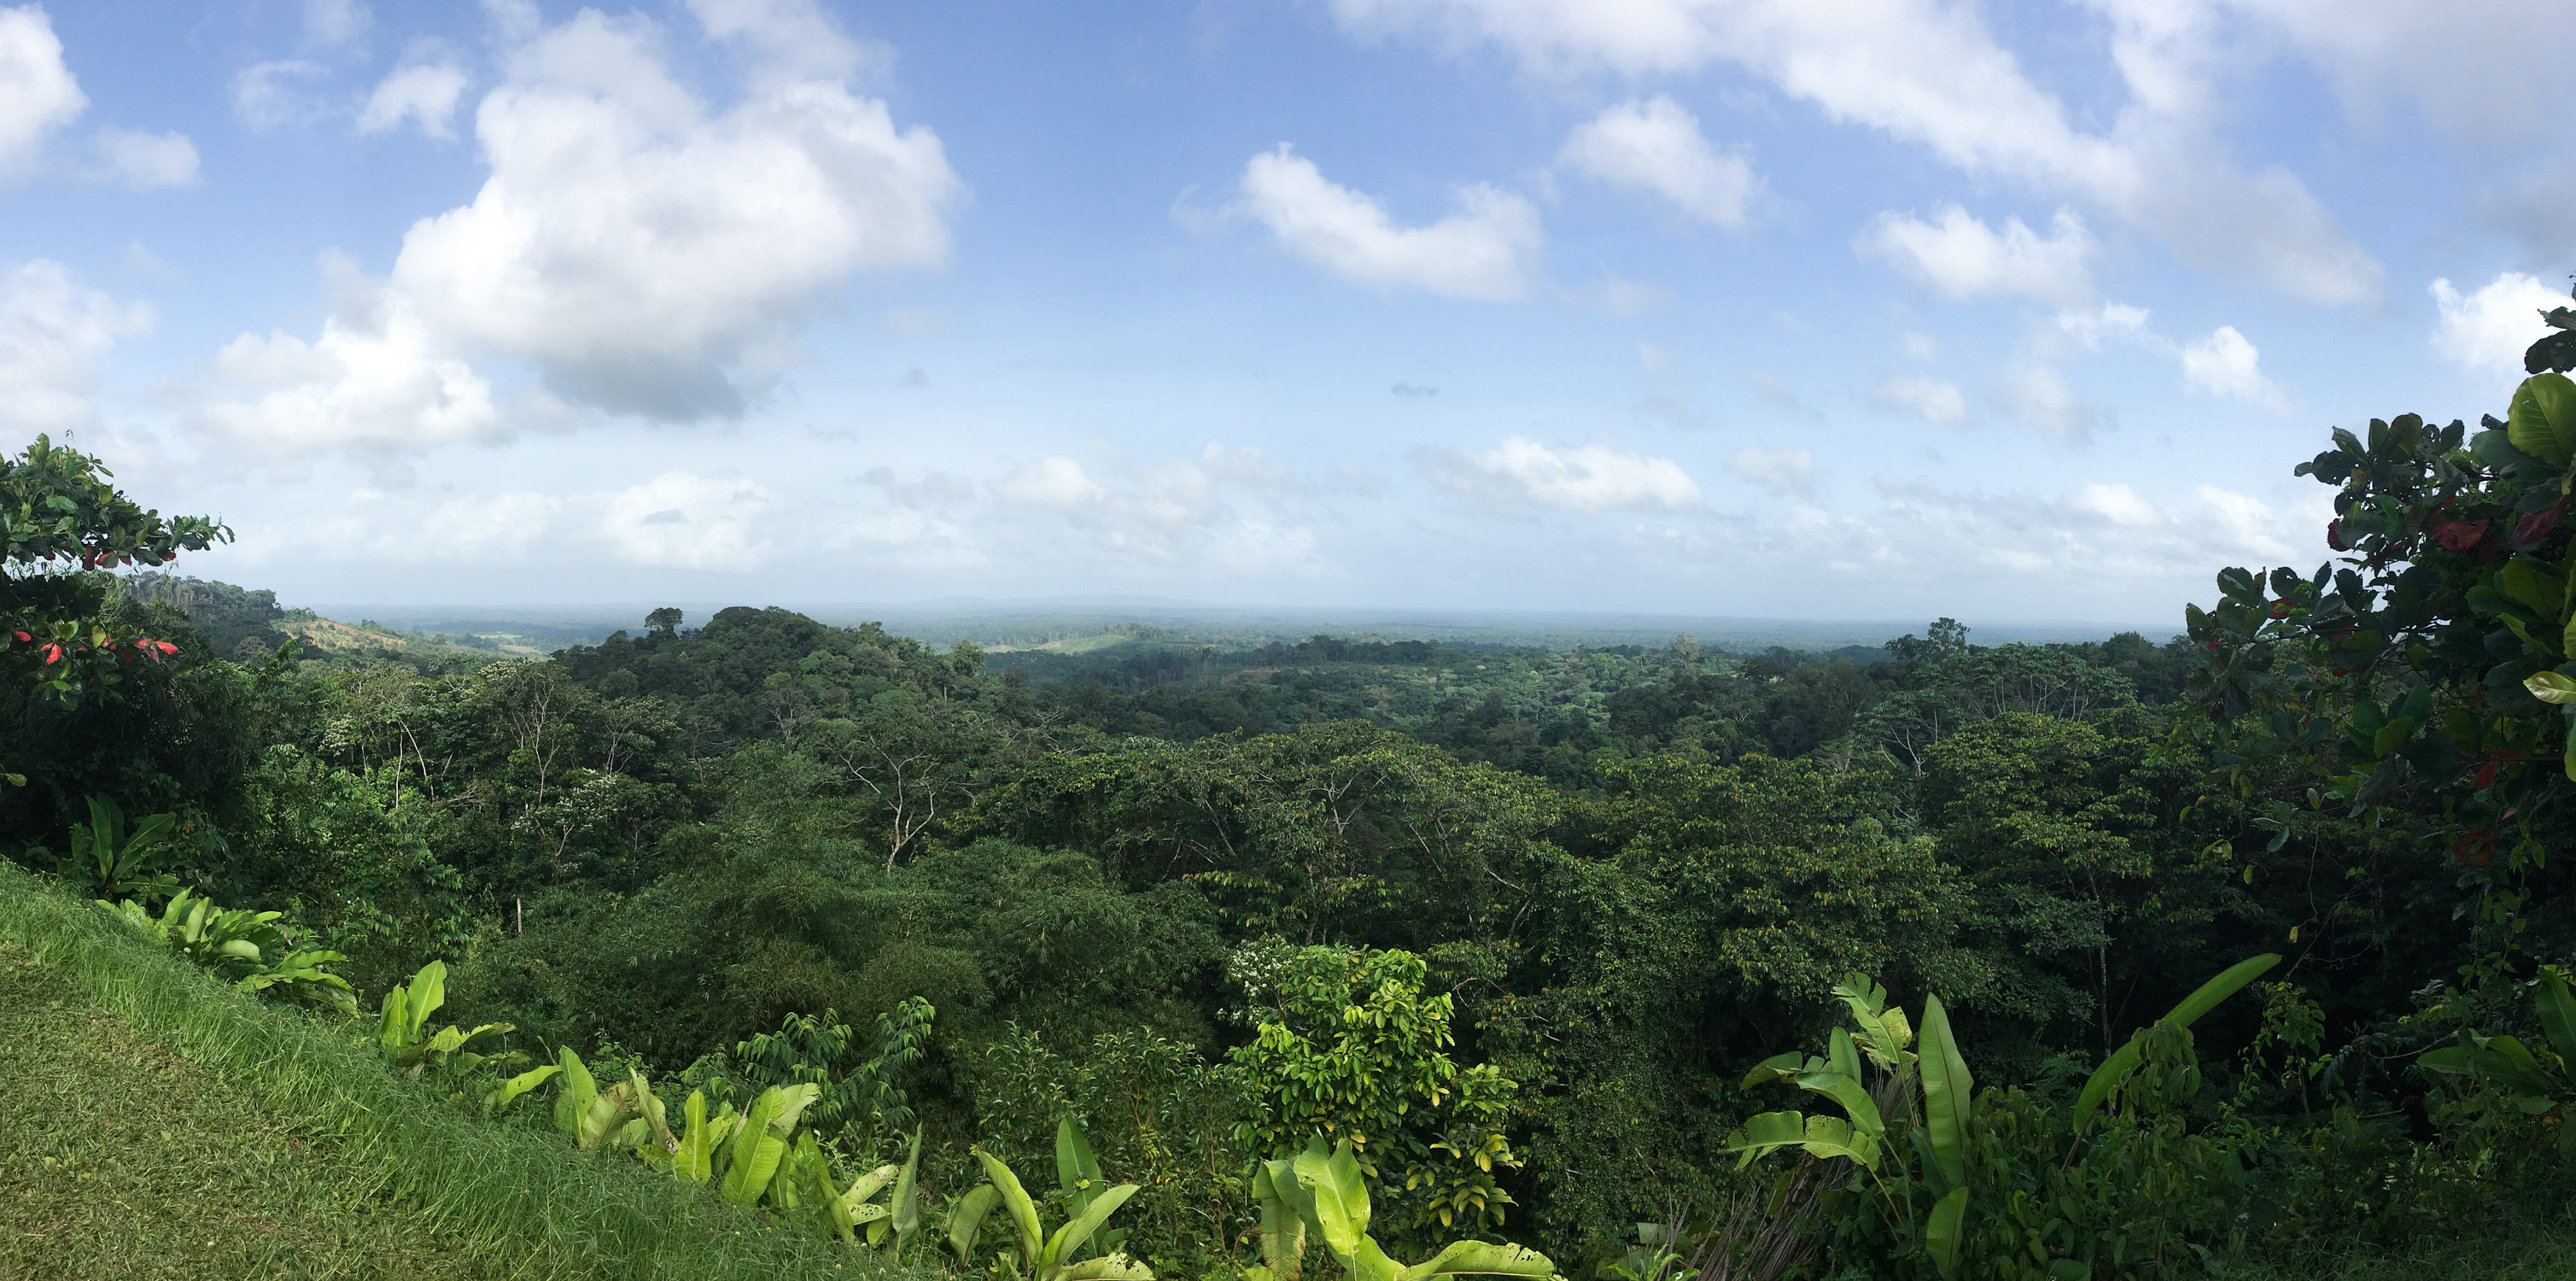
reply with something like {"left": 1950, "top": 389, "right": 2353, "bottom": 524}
{"left": 5, "top": 0, "right": 2573, "bottom": 623}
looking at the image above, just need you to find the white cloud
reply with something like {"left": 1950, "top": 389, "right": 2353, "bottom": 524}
{"left": 1325, "top": 0, "right": 2382, "bottom": 304}
{"left": 1228, "top": 144, "right": 1542, "bottom": 301}
{"left": 1860, "top": 206, "right": 2094, "bottom": 307}
{"left": 0, "top": 259, "right": 153, "bottom": 436}
{"left": 1433, "top": 437, "right": 1702, "bottom": 512}
{"left": 2056, "top": 304, "right": 2291, "bottom": 409}
{"left": 1872, "top": 375, "right": 1966, "bottom": 424}
{"left": 0, "top": 6, "right": 85, "bottom": 173}
{"left": 1727, "top": 446, "right": 1815, "bottom": 494}
{"left": 91, "top": 127, "right": 197, "bottom": 188}
{"left": 1557, "top": 96, "right": 1760, "bottom": 228}
{"left": 302, "top": 0, "right": 370, "bottom": 48}
{"left": 359, "top": 63, "right": 469, "bottom": 139}
{"left": 997, "top": 456, "right": 1108, "bottom": 508}
{"left": 601, "top": 471, "right": 777, "bottom": 570}
{"left": 2178, "top": 325, "right": 2287, "bottom": 407}
{"left": 203, "top": 3, "right": 964, "bottom": 447}
{"left": 684, "top": 0, "right": 881, "bottom": 90}
{"left": 984, "top": 444, "right": 1329, "bottom": 573}
{"left": 2000, "top": 367, "right": 2105, "bottom": 442}
{"left": 2431, "top": 272, "right": 2565, "bottom": 377}
{"left": 2227, "top": 0, "right": 2576, "bottom": 148}
{"left": 233, "top": 60, "right": 330, "bottom": 130}
{"left": 2076, "top": 481, "right": 2158, "bottom": 526}
{"left": 202, "top": 256, "right": 499, "bottom": 453}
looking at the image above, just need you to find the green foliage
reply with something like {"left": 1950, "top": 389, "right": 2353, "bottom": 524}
{"left": 2, "top": 435, "right": 223, "bottom": 707}
{"left": 692, "top": 997, "right": 937, "bottom": 1142}
{"left": 100, "top": 886, "right": 359, "bottom": 1015}
{"left": 1253, "top": 1137, "right": 1553, "bottom": 1281}
{"left": 1230, "top": 945, "right": 1523, "bottom": 1243}
{"left": 377, "top": 960, "right": 522, "bottom": 1085}
{"left": 1726, "top": 959, "right": 2276, "bottom": 1281}
{"left": 954, "top": 1136, "right": 1154, "bottom": 1281}
{"left": 53, "top": 794, "right": 180, "bottom": 903}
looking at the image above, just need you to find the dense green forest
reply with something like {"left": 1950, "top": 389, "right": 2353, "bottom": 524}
{"left": 15, "top": 370, "right": 2576, "bottom": 1280}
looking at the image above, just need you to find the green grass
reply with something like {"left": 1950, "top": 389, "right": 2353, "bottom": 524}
{"left": 0, "top": 936, "right": 526, "bottom": 1279}
{"left": 0, "top": 863, "right": 919, "bottom": 1281}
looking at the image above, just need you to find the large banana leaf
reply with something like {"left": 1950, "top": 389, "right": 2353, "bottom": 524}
{"left": 1290, "top": 1137, "right": 1373, "bottom": 1272}
{"left": 1924, "top": 1185, "right": 1969, "bottom": 1280}
{"left": 669, "top": 1090, "right": 734, "bottom": 1184}
{"left": 1041, "top": 1183, "right": 1139, "bottom": 1272}
{"left": 947, "top": 1183, "right": 1002, "bottom": 1262}
{"left": 2537, "top": 970, "right": 2576, "bottom": 1068}
{"left": 720, "top": 1087, "right": 793, "bottom": 1206}
{"left": 1722, "top": 1110, "right": 1880, "bottom": 1170}
{"left": 1916, "top": 994, "right": 1972, "bottom": 1190}
{"left": 576, "top": 1080, "right": 641, "bottom": 1151}
{"left": 891, "top": 1126, "right": 923, "bottom": 1252}
{"left": 1739, "top": 1050, "right": 1812, "bottom": 1088}
{"left": 1253, "top": 1158, "right": 1313, "bottom": 1281}
{"left": 1792, "top": 1064, "right": 1884, "bottom": 1139}
{"left": 972, "top": 1146, "right": 1047, "bottom": 1261}
{"left": 632, "top": 1068, "right": 676, "bottom": 1153}
{"left": 554, "top": 1047, "right": 599, "bottom": 1139}
{"left": 2072, "top": 954, "right": 2278, "bottom": 1134}
{"left": 1059, "top": 1116, "right": 1105, "bottom": 1214}
{"left": 485, "top": 1063, "right": 559, "bottom": 1115}
{"left": 1392, "top": 1240, "right": 1554, "bottom": 1281}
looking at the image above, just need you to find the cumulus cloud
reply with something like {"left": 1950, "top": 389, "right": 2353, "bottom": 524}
{"left": 1872, "top": 375, "right": 1966, "bottom": 424}
{"left": 1557, "top": 96, "right": 1760, "bottom": 228}
{"left": 1727, "top": 446, "right": 1815, "bottom": 494}
{"left": 685, "top": 0, "right": 883, "bottom": 89}
{"left": 1227, "top": 144, "right": 1542, "bottom": 301}
{"left": 1860, "top": 206, "right": 2094, "bottom": 307}
{"left": 2227, "top": 0, "right": 2576, "bottom": 148}
{"left": 0, "top": 259, "right": 154, "bottom": 436}
{"left": 2431, "top": 272, "right": 2565, "bottom": 377}
{"left": 262, "top": 471, "right": 778, "bottom": 571}
{"left": 998, "top": 456, "right": 1109, "bottom": 508}
{"left": 2000, "top": 367, "right": 2107, "bottom": 442}
{"left": 301, "top": 0, "right": 370, "bottom": 48}
{"left": 91, "top": 127, "right": 197, "bottom": 187}
{"left": 202, "top": 2, "right": 964, "bottom": 449}
{"left": 359, "top": 63, "right": 470, "bottom": 138}
{"left": 2055, "top": 304, "right": 2291, "bottom": 409}
{"left": 2178, "top": 325, "right": 2287, "bottom": 408}
{"left": 1324, "top": 0, "right": 2382, "bottom": 304}
{"left": 201, "top": 258, "right": 499, "bottom": 453}
{"left": 1794, "top": 474, "right": 2318, "bottom": 587}
{"left": 1431, "top": 437, "right": 1702, "bottom": 512}
{"left": 0, "top": 6, "right": 83, "bottom": 173}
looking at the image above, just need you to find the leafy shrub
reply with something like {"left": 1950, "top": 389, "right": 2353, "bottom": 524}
{"left": 100, "top": 886, "right": 357, "bottom": 1015}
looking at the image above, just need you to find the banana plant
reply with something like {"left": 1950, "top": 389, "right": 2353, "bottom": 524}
{"left": 950, "top": 1140, "right": 1152, "bottom": 1281}
{"left": 1261, "top": 1137, "right": 1553, "bottom": 1281}
{"left": 101, "top": 887, "right": 357, "bottom": 1015}
{"left": 1723, "top": 957, "right": 2278, "bottom": 1279}
{"left": 817, "top": 1126, "right": 924, "bottom": 1248}
{"left": 551, "top": 1046, "right": 668, "bottom": 1152}
{"left": 377, "top": 961, "right": 519, "bottom": 1078}
{"left": 717, "top": 1080, "right": 823, "bottom": 1206}
{"left": 2419, "top": 966, "right": 2576, "bottom": 1151}
{"left": 58, "top": 795, "right": 180, "bottom": 903}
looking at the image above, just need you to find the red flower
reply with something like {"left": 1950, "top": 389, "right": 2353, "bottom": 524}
{"left": 41, "top": 644, "right": 61, "bottom": 664}
{"left": 9, "top": 631, "right": 26, "bottom": 643}
{"left": 2324, "top": 518, "right": 2347, "bottom": 551}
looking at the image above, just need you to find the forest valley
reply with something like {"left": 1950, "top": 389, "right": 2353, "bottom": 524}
{"left": 16, "top": 361, "right": 2576, "bottom": 1280}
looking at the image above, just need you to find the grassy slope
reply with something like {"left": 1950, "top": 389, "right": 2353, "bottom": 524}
{"left": 0, "top": 938, "right": 524, "bottom": 1280}
{"left": 0, "top": 865, "right": 913, "bottom": 1281}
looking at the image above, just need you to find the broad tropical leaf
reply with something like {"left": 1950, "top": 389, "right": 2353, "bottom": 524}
{"left": 1393, "top": 1240, "right": 1554, "bottom": 1281}
{"left": 1042, "top": 1182, "right": 1139, "bottom": 1271}
{"left": 2073, "top": 954, "right": 2277, "bottom": 1134}
{"left": 1721, "top": 1110, "right": 1880, "bottom": 1169}
{"left": 1917, "top": 994, "right": 1973, "bottom": 1189}
{"left": 484, "top": 1063, "right": 560, "bottom": 1115}
{"left": 948, "top": 1183, "right": 1002, "bottom": 1262}
{"left": 1924, "top": 1185, "right": 1969, "bottom": 1280}
{"left": 972, "top": 1146, "right": 1047, "bottom": 1261}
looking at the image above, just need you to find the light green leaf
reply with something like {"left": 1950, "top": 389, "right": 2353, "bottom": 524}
{"left": 483, "top": 1063, "right": 559, "bottom": 1115}
{"left": 1053, "top": 1253, "right": 1154, "bottom": 1281}
{"left": 1043, "top": 1183, "right": 1137, "bottom": 1272}
{"left": 1917, "top": 993, "right": 1972, "bottom": 1189}
{"left": 2526, "top": 671, "right": 2576, "bottom": 705}
{"left": 2073, "top": 954, "right": 2277, "bottom": 1133}
{"left": 1721, "top": 1110, "right": 1880, "bottom": 1169}
{"left": 553, "top": 1046, "right": 597, "bottom": 1139}
{"left": 2511, "top": 373, "right": 2576, "bottom": 466}
{"left": 948, "top": 1184, "right": 1002, "bottom": 1262}
{"left": 1393, "top": 1240, "right": 1555, "bottom": 1281}
{"left": 1292, "top": 1138, "right": 1371, "bottom": 1271}
{"left": 1793, "top": 1066, "right": 1884, "bottom": 1139}
{"left": 1925, "top": 1185, "right": 1969, "bottom": 1281}
{"left": 973, "top": 1146, "right": 1046, "bottom": 1261}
